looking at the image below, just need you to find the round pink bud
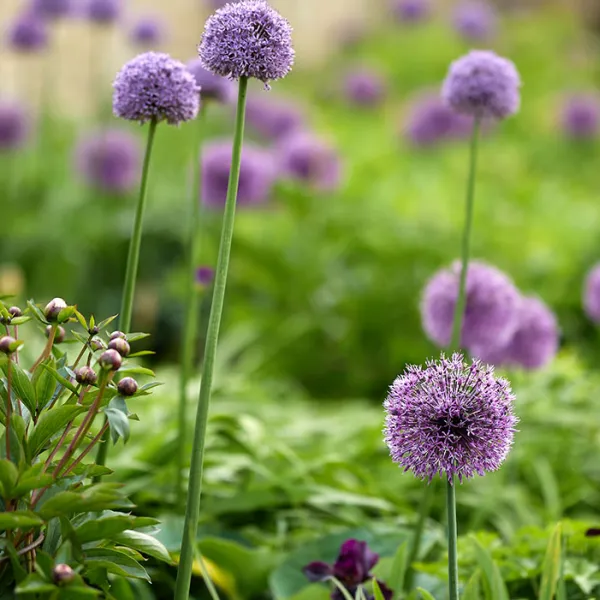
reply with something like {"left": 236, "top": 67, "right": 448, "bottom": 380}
{"left": 53, "top": 563, "right": 75, "bottom": 585}
{"left": 44, "top": 297, "right": 67, "bottom": 321}
{"left": 117, "top": 377, "right": 138, "bottom": 397}
{"left": 75, "top": 366, "right": 98, "bottom": 386}
{"left": 0, "top": 336, "right": 17, "bottom": 354}
{"left": 99, "top": 349, "right": 122, "bottom": 371}
{"left": 108, "top": 337, "right": 130, "bottom": 357}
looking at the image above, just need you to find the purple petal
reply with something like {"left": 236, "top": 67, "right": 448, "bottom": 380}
{"left": 303, "top": 561, "right": 333, "bottom": 582}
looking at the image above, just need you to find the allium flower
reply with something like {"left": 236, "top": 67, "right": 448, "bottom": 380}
{"left": 198, "top": 0, "right": 294, "bottom": 85}
{"left": 245, "top": 95, "right": 304, "bottom": 140}
{"left": 0, "top": 101, "right": 30, "bottom": 151}
{"left": 303, "top": 539, "right": 393, "bottom": 600}
{"left": 442, "top": 50, "right": 521, "bottom": 120}
{"left": 453, "top": 2, "right": 497, "bottom": 40}
{"left": 30, "top": 0, "right": 72, "bottom": 20}
{"left": 186, "top": 58, "right": 235, "bottom": 104}
{"left": 7, "top": 13, "right": 48, "bottom": 53}
{"left": 196, "top": 266, "right": 215, "bottom": 287}
{"left": 74, "top": 130, "right": 141, "bottom": 193}
{"left": 113, "top": 52, "right": 200, "bottom": 125}
{"left": 421, "top": 260, "right": 520, "bottom": 350}
{"left": 584, "top": 264, "right": 600, "bottom": 323}
{"left": 277, "top": 132, "right": 341, "bottom": 191}
{"left": 130, "top": 17, "right": 165, "bottom": 47}
{"left": 344, "top": 69, "right": 386, "bottom": 107}
{"left": 391, "top": 0, "right": 430, "bottom": 23}
{"left": 201, "top": 140, "right": 276, "bottom": 207}
{"left": 384, "top": 353, "right": 518, "bottom": 482}
{"left": 86, "top": 0, "right": 121, "bottom": 24}
{"left": 560, "top": 95, "right": 600, "bottom": 139}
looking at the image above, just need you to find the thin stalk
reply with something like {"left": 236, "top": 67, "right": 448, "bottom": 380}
{"left": 62, "top": 421, "right": 109, "bottom": 477}
{"left": 174, "top": 76, "right": 248, "bottom": 600}
{"left": 177, "top": 106, "right": 206, "bottom": 508}
{"left": 5, "top": 359, "right": 12, "bottom": 461}
{"left": 31, "top": 325, "right": 56, "bottom": 372}
{"left": 446, "top": 478, "right": 459, "bottom": 600}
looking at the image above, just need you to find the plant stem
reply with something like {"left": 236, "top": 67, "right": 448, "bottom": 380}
{"left": 5, "top": 359, "right": 12, "bottom": 461}
{"left": 31, "top": 325, "right": 56, "bottom": 373}
{"left": 174, "top": 76, "right": 248, "bottom": 600}
{"left": 177, "top": 107, "right": 206, "bottom": 508}
{"left": 446, "top": 477, "right": 459, "bottom": 600}
{"left": 62, "top": 422, "right": 109, "bottom": 477}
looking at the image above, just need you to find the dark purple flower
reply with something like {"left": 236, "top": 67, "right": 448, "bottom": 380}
{"left": 201, "top": 140, "right": 276, "bottom": 207}
{"left": 391, "top": 0, "right": 430, "bottom": 23}
{"left": 421, "top": 260, "right": 520, "bottom": 351}
{"left": 453, "top": 2, "right": 497, "bottom": 40}
{"left": 113, "top": 52, "right": 200, "bottom": 125}
{"left": 130, "top": 17, "right": 165, "bottom": 47}
{"left": 442, "top": 50, "right": 521, "bottom": 120}
{"left": 277, "top": 133, "right": 341, "bottom": 191}
{"left": 384, "top": 353, "right": 518, "bottom": 482}
{"left": 344, "top": 69, "right": 386, "bottom": 107}
{"left": 86, "top": 0, "right": 121, "bottom": 24}
{"left": 196, "top": 266, "right": 215, "bottom": 286}
{"left": 7, "top": 13, "right": 48, "bottom": 53}
{"left": 198, "top": 0, "right": 294, "bottom": 85}
{"left": 0, "top": 100, "right": 30, "bottom": 151}
{"left": 245, "top": 95, "right": 304, "bottom": 140}
{"left": 560, "top": 95, "right": 600, "bottom": 139}
{"left": 74, "top": 129, "right": 141, "bottom": 193}
{"left": 584, "top": 264, "right": 600, "bottom": 323}
{"left": 30, "top": 0, "right": 72, "bottom": 20}
{"left": 186, "top": 58, "right": 235, "bottom": 104}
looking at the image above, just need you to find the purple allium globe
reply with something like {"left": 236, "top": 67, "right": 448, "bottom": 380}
{"left": 113, "top": 52, "right": 200, "bottom": 125}
{"left": 74, "top": 129, "right": 141, "bottom": 193}
{"left": 442, "top": 50, "right": 521, "bottom": 120}
{"left": 453, "top": 2, "right": 497, "bottom": 41}
{"left": 344, "top": 69, "right": 386, "bottom": 107}
{"left": 277, "top": 132, "right": 341, "bottom": 191}
{"left": 198, "top": 0, "right": 294, "bottom": 85}
{"left": 86, "top": 0, "right": 121, "bottom": 24}
{"left": 421, "top": 260, "right": 520, "bottom": 351}
{"left": 186, "top": 58, "right": 235, "bottom": 104}
{"left": 7, "top": 13, "right": 48, "bottom": 53}
{"left": 584, "top": 264, "right": 600, "bottom": 323}
{"left": 130, "top": 17, "right": 165, "bottom": 47}
{"left": 30, "top": 0, "right": 72, "bottom": 20}
{"left": 196, "top": 266, "right": 215, "bottom": 287}
{"left": 384, "top": 353, "right": 518, "bottom": 482}
{"left": 391, "top": 0, "right": 430, "bottom": 23}
{"left": 0, "top": 101, "right": 30, "bottom": 151}
{"left": 201, "top": 140, "right": 276, "bottom": 207}
{"left": 245, "top": 95, "right": 304, "bottom": 140}
{"left": 560, "top": 95, "right": 600, "bottom": 139}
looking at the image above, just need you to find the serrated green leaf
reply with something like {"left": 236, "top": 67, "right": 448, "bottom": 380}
{"left": 111, "top": 530, "right": 173, "bottom": 564}
{"left": 29, "top": 405, "right": 85, "bottom": 458}
{"left": 2, "top": 361, "right": 36, "bottom": 415}
{"left": 105, "top": 407, "right": 130, "bottom": 444}
{"left": 539, "top": 523, "right": 562, "bottom": 600}
{"left": 0, "top": 510, "right": 44, "bottom": 529}
{"left": 0, "top": 458, "right": 19, "bottom": 498}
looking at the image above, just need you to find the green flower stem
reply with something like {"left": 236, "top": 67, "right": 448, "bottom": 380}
{"left": 94, "top": 118, "right": 158, "bottom": 475}
{"left": 447, "top": 477, "right": 459, "bottom": 600}
{"left": 174, "top": 75, "right": 248, "bottom": 600}
{"left": 177, "top": 106, "right": 206, "bottom": 508}
{"left": 5, "top": 359, "right": 12, "bottom": 461}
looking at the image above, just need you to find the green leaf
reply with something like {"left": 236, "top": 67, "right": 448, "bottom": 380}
{"left": 117, "top": 366, "right": 155, "bottom": 377}
{"left": 75, "top": 311, "right": 88, "bottom": 330}
{"left": 372, "top": 579, "right": 386, "bottom": 600}
{"left": 13, "top": 463, "right": 54, "bottom": 496}
{"left": 35, "top": 550, "right": 55, "bottom": 581}
{"left": 29, "top": 405, "right": 85, "bottom": 458}
{"left": 0, "top": 458, "right": 19, "bottom": 498}
{"left": 539, "top": 523, "right": 562, "bottom": 600}
{"left": 0, "top": 510, "right": 44, "bottom": 529}
{"left": 416, "top": 589, "right": 436, "bottom": 600}
{"left": 74, "top": 513, "right": 157, "bottom": 544}
{"left": 27, "top": 300, "right": 47, "bottom": 324}
{"left": 105, "top": 407, "right": 131, "bottom": 444}
{"left": 41, "top": 362, "right": 78, "bottom": 395}
{"left": 2, "top": 361, "right": 36, "bottom": 415}
{"left": 126, "top": 351, "right": 155, "bottom": 358}
{"left": 96, "top": 315, "right": 118, "bottom": 331}
{"left": 59, "top": 515, "right": 84, "bottom": 562}
{"left": 471, "top": 537, "right": 509, "bottom": 600}
{"left": 124, "top": 333, "right": 150, "bottom": 343}
{"left": 111, "top": 530, "right": 173, "bottom": 564}
{"left": 9, "top": 316, "right": 31, "bottom": 326}
{"left": 83, "top": 548, "right": 150, "bottom": 581}
{"left": 34, "top": 358, "right": 58, "bottom": 410}
{"left": 38, "top": 484, "right": 128, "bottom": 520}
{"left": 387, "top": 542, "right": 408, "bottom": 600}
{"left": 463, "top": 570, "right": 482, "bottom": 600}
{"left": 57, "top": 306, "right": 77, "bottom": 323}
{"left": 2, "top": 539, "right": 28, "bottom": 583}
{"left": 15, "top": 573, "right": 57, "bottom": 594}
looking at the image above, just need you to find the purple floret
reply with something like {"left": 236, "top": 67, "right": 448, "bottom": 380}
{"left": 30, "top": 0, "right": 72, "bottom": 20}
{"left": 584, "top": 264, "right": 600, "bottom": 323}
{"left": 442, "top": 50, "right": 521, "bottom": 120}
{"left": 245, "top": 95, "right": 304, "bottom": 140}
{"left": 201, "top": 140, "right": 276, "bottom": 207}
{"left": 453, "top": 2, "right": 497, "bottom": 40}
{"left": 421, "top": 260, "right": 521, "bottom": 351}
{"left": 199, "top": 0, "right": 294, "bottom": 85}
{"left": 196, "top": 266, "right": 215, "bottom": 286}
{"left": 561, "top": 95, "right": 600, "bottom": 139}
{"left": 344, "top": 69, "right": 386, "bottom": 107}
{"left": 7, "top": 13, "right": 48, "bottom": 53}
{"left": 130, "top": 17, "right": 165, "bottom": 47}
{"left": 0, "top": 101, "right": 30, "bottom": 151}
{"left": 384, "top": 353, "right": 518, "bottom": 482}
{"left": 186, "top": 58, "right": 235, "bottom": 104}
{"left": 113, "top": 52, "right": 200, "bottom": 125}
{"left": 391, "top": 0, "right": 430, "bottom": 23}
{"left": 86, "top": 0, "right": 121, "bottom": 24}
{"left": 75, "top": 129, "right": 141, "bottom": 193}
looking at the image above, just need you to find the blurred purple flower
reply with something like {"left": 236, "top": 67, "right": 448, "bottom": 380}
{"left": 86, "top": 0, "right": 121, "bottom": 24}
{"left": 344, "top": 69, "right": 386, "bottom": 107}
{"left": 186, "top": 58, "right": 235, "bottom": 104}
{"left": 196, "top": 266, "right": 215, "bottom": 286}
{"left": 130, "top": 17, "right": 165, "bottom": 47}
{"left": 245, "top": 95, "right": 304, "bottom": 140}
{"left": 421, "top": 260, "right": 521, "bottom": 351}
{"left": 201, "top": 140, "right": 276, "bottom": 208}
{"left": 7, "top": 13, "right": 48, "bottom": 53}
{"left": 453, "top": 2, "right": 497, "bottom": 40}
{"left": 584, "top": 264, "right": 600, "bottom": 323}
{"left": 560, "top": 95, "right": 600, "bottom": 139}
{"left": 0, "top": 100, "right": 30, "bottom": 151}
{"left": 30, "top": 0, "right": 72, "bottom": 20}
{"left": 384, "top": 353, "right": 518, "bottom": 482}
{"left": 442, "top": 50, "right": 521, "bottom": 120}
{"left": 75, "top": 129, "right": 141, "bottom": 193}
{"left": 277, "top": 132, "right": 341, "bottom": 191}
{"left": 391, "top": 0, "right": 430, "bottom": 23}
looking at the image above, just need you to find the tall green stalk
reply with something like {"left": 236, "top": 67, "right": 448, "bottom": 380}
{"left": 94, "top": 118, "right": 158, "bottom": 474}
{"left": 176, "top": 107, "right": 206, "bottom": 508}
{"left": 446, "top": 477, "right": 459, "bottom": 600}
{"left": 174, "top": 76, "right": 248, "bottom": 599}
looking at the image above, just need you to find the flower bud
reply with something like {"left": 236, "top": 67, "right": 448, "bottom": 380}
{"left": 89, "top": 325, "right": 99, "bottom": 335}
{"left": 99, "top": 349, "right": 122, "bottom": 371}
{"left": 75, "top": 366, "right": 97, "bottom": 386}
{"left": 117, "top": 376, "right": 138, "bottom": 397}
{"left": 53, "top": 563, "right": 75, "bottom": 585}
{"left": 8, "top": 306, "right": 22, "bottom": 318}
{"left": 44, "top": 297, "right": 67, "bottom": 321}
{"left": 110, "top": 330, "right": 126, "bottom": 340}
{"left": 0, "top": 336, "right": 17, "bottom": 354}
{"left": 46, "top": 325, "right": 66, "bottom": 344}
{"left": 90, "top": 337, "right": 106, "bottom": 351}
{"left": 108, "top": 337, "right": 130, "bottom": 357}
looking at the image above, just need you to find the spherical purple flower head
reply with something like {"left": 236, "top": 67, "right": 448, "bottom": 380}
{"left": 202, "top": 140, "right": 276, "bottom": 207}
{"left": 0, "top": 101, "right": 30, "bottom": 151}
{"left": 130, "top": 17, "right": 165, "bottom": 47}
{"left": 453, "top": 2, "right": 497, "bottom": 41}
{"left": 196, "top": 266, "right": 215, "bottom": 287}
{"left": 113, "top": 52, "right": 200, "bottom": 125}
{"left": 442, "top": 50, "right": 521, "bottom": 120}
{"left": 198, "top": 0, "right": 294, "bottom": 86}
{"left": 7, "top": 13, "right": 48, "bottom": 53}
{"left": 421, "top": 260, "right": 520, "bottom": 350}
{"left": 75, "top": 129, "right": 141, "bottom": 193}
{"left": 277, "top": 132, "right": 341, "bottom": 192}
{"left": 391, "top": 0, "right": 430, "bottom": 23}
{"left": 560, "top": 95, "right": 600, "bottom": 139}
{"left": 245, "top": 95, "right": 304, "bottom": 140}
{"left": 344, "top": 69, "right": 386, "bottom": 108}
{"left": 186, "top": 58, "right": 235, "bottom": 104}
{"left": 584, "top": 264, "right": 600, "bottom": 323}
{"left": 30, "top": 0, "right": 72, "bottom": 20}
{"left": 86, "top": 0, "right": 121, "bottom": 24}
{"left": 384, "top": 353, "right": 518, "bottom": 482}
